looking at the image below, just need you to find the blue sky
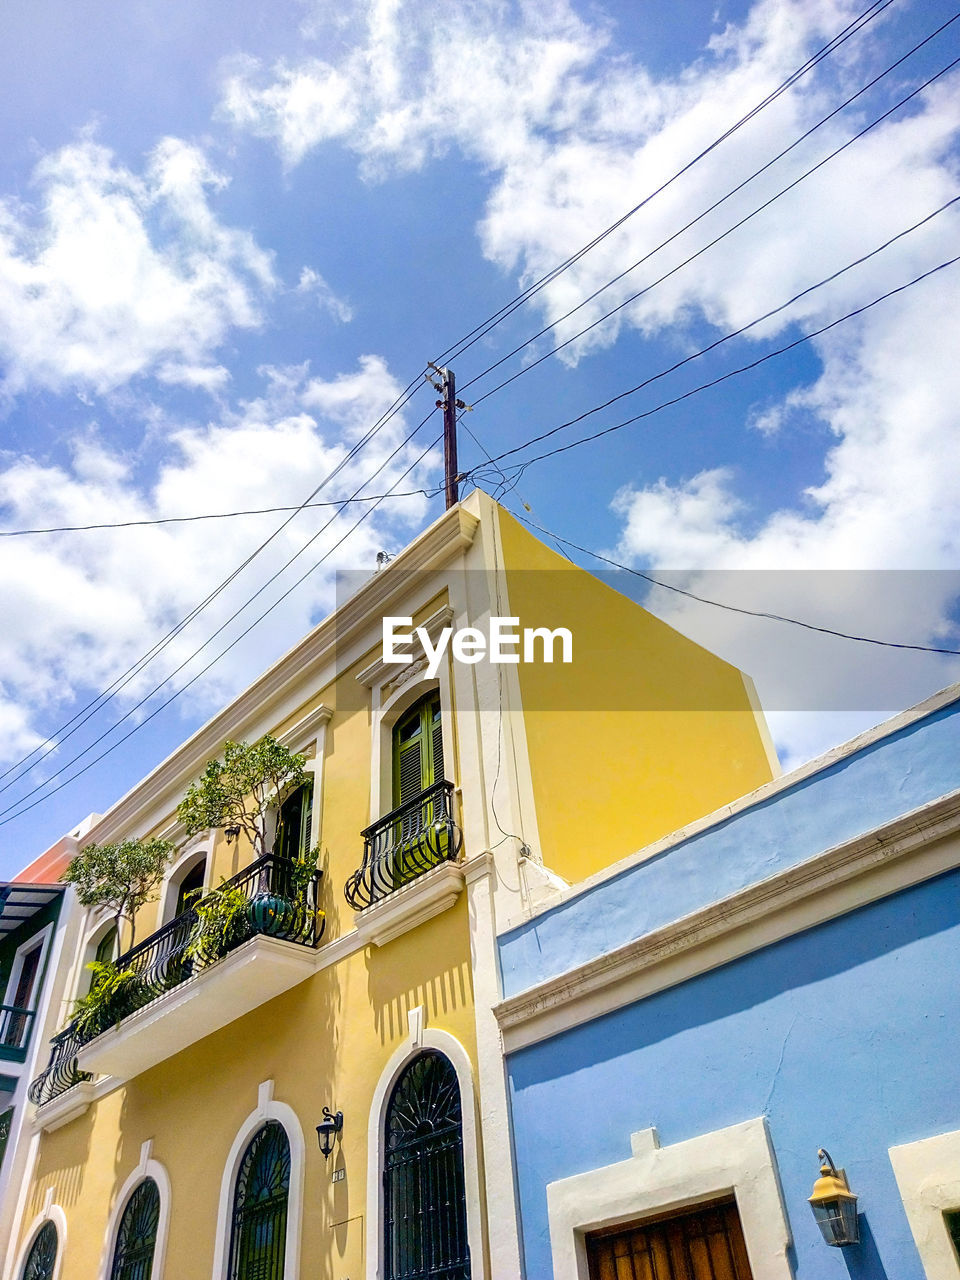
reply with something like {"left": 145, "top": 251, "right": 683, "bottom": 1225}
{"left": 1, "top": 0, "right": 959, "bottom": 875}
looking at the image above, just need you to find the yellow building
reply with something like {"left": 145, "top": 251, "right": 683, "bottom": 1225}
{"left": 3, "top": 491, "right": 777, "bottom": 1280}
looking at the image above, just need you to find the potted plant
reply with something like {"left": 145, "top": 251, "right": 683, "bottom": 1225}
{"left": 72, "top": 960, "right": 148, "bottom": 1041}
{"left": 184, "top": 880, "right": 252, "bottom": 965}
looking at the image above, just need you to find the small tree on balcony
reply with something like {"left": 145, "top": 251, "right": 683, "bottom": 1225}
{"left": 63, "top": 837, "right": 174, "bottom": 947}
{"left": 176, "top": 735, "right": 309, "bottom": 860}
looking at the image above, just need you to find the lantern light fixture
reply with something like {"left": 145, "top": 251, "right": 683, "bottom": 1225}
{"left": 809, "top": 1147, "right": 860, "bottom": 1247}
{"left": 316, "top": 1107, "right": 343, "bottom": 1160}
{"left": 224, "top": 825, "right": 241, "bottom": 843}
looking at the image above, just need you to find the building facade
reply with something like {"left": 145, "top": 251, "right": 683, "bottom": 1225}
{"left": 496, "top": 685, "right": 960, "bottom": 1280}
{"left": 2, "top": 490, "right": 775, "bottom": 1280}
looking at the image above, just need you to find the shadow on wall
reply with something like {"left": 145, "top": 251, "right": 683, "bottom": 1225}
{"left": 513, "top": 867, "right": 960, "bottom": 1084}
{"left": 26, "top": 1102, "right": 95, "bottom": 1213}
{"left": 366, "top": 913, "right": 473, "bottom": 1047}
{"left": 843, "top": 1215, "right": 891, "bottom": 1280}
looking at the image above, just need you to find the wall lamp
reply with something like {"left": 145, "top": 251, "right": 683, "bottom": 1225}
{"left": 809, "top": 1148, "right": 859, "bottom": 1247}
{"left": 316, "top": 1107, "right": 343, "bottom": 1160}
{"left": 224, "top": 825, "right": 241, "bottom": 843}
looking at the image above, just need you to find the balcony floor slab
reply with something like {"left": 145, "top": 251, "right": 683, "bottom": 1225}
{"left": 76, "top": 934, "right": 316, "bottom": 1083}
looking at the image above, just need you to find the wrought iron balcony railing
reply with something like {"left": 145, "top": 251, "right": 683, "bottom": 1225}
{"left": 344, "top": 780, "right": 462, "bottom": 911}
{"left": 29, "top": 853, "right": 322, "bottom": 1107}
{"left": 0, "top": 1003, "right": 35, "bottom": 1053}
{"left": 27, "top": 1025, "right": 91, "bottom": 1107}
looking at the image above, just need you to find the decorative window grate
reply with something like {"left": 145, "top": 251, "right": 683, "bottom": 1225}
{"left": 586, "top": 1197, "right": 754, "bottom": 1280}
{"left": 21, "top": 1221, "right": 58, "bottom": 1280}
{"left": 110, "top": 1178, "right": 160, "bottom": 1280}
{"left": 228, "top": 1121, "right": 291, "bottom": 1280}
{"left": 383, "top": 1051, "right": 470, "bottom": 1280}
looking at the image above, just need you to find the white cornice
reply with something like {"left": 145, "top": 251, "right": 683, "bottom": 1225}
{"left": 521, "top": 680, "right": 960, "bottom": 920}
{"left": 355, "top": 604, "right": 455, "bottom": 688}
{"left": 494, "top": 788, "right": 960, "bottom": 1052}
{"left": 278, "top": 703, "right": 333, "bottom": 754}
{"left": 79, "top": 507, "right": 480, "bottom": 846}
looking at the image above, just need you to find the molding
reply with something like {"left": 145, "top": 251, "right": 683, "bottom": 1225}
{"left": 10, "top": 1201, "right": 68, "bottom": 1280}
{"left": 97, "top": 1150, "right": 172, "bottom": 1280}
{"left": 352, "top": 863, "right": 465, "bottom": 947}
{"left": 365, "top": 1030, "right": 486, "bottom": 1280}
{"left": 78, "top": 506, "right": 479, "bottom": 847}
{"left": 356, "top": 605, "right": 454, "bottom": 688}
{"left": 211, "top": 1090, "right": 306, "bottom": 1280}
{"left": 519, "top": 681, "right": 960, "bottom": 922}
{"left": 889, "top": 1128, "right": 960, "bottom": 1279}
{"left": 546, "top": 1117, "right": 791, "bottom": 1280}
{"left": 32, "top": 1079, "right": 96, "bottom": 1133}
{"left": 495, "top": 788, "right": 960, "bottom": 1052}
{"left": 279, "top": 703, "right": 333, "bottom": 755}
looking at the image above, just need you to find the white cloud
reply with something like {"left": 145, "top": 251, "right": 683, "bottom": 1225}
{"left": 295, "top": 266, "right": 353, "bottom": 322}
{"left": 0, "top": 357, "right": 439, "bottom": 767}
{"left": 0, "top": 135, "right": 276, "bottom": 397}
{"left": 218, "top": 0, "right": 960, "bottom": 767}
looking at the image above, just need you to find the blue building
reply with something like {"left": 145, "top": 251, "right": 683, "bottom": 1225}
{"left": 495, "top": 686, "right": 960, "bottom": 1279}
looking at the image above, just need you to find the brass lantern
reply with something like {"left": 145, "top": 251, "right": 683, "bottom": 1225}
{"left": 809, "top": 1148, "right": 859, "bottom": 1247}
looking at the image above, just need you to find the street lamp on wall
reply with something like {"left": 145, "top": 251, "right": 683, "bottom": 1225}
{"left": 316, "top": 1107, "right": 343, "bottom": 1159}
{"left": 809, "top": 1148, "right": 860, "bottom": 1247}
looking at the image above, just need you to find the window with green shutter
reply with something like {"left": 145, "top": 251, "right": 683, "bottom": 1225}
{"left": 273, "top": 782, "right": 313, "bottom": 861}
{"left": 393, "top": 694, "right": 443, "bottom": 807}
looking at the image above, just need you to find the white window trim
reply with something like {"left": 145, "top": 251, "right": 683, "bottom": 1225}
{"left": 890, "top": 1127, "right": 960, "bottom": 1279}
{"left": 97, "top": 1140, "right": 171, "bottom": 1280}
{"left": 210, "top": 1080, "right": 305, "bottom": 1280}
{"left": 365, "top": 1025, "right": 486, "bottom": 1280}
{"left": 155, "top": 834, "right": 214, "bottom": 932}
{"left": 11, "top": 1198, "right": 67, "bottom": 1280}
{"left": 3, "top": 925, "right": 53, "bottom": 1013}
{"left": 545, "top": 1116, "right": 792, "bottom": 1280}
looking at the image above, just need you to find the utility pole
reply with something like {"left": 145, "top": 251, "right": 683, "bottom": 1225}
{"left": 428, "top": 363, "right": 467, "bottom": 510}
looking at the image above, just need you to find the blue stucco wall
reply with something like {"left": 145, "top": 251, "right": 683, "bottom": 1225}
{"left": 499, "top": 698, "right": 960, "bottom": 997}
{"left": 507, "top": 871, "right": 960, "bottom": 1279}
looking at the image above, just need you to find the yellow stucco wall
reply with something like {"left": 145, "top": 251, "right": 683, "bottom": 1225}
{"left": 496, "top": 506, "right": 778, "bottom": 881}
{"left": 17, "top": 597, "right": 481, "bottom": 1279}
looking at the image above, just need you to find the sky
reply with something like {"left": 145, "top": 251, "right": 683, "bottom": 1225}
{"left": 1, "top": 0, "right": 959, "bottom": 876}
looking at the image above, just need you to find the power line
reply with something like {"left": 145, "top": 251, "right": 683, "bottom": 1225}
{"left": 431, "top": 0, "right": 896, "bottom": 370}
{"left": 0, "top": 380, "right": 432, "bottom": 796}
{"left": 0, "top": 411, "right": 442, "bottom": 812}
{"left": 466, "top": 250, "right": 960, "bottom": 483}
{"left": 0, "top": 434, "right": 443, "bottom": 831}
{"left": 459, "top": 12, "right": 960, "bottom": 403}
{"left": 507, "top": 509, "right": 960, "bottom": 658}
{"left": 0, "top": 484, "right": 446, "bottom": 537}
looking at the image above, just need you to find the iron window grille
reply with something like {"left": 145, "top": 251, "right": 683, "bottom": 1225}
{"left": 383, "top": 1050, "right": 471, "bottom": 1280}
{"left": 20, "top": 1222, "right": 58, "bottom": 1280}
{"left": 228, "top": 1121, "right": 291, "bottom": 1280}
{"left": 110, "top": 1179, "right": 160, "bottom": 1280}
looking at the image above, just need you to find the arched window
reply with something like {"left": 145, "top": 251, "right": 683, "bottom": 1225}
{"left": 227, "top": 1121, "right": 291, "bottom": 1280}
{"left": 21, "top": 1221, "right": 58, "bottom": 1280}
{"left": 110, "top": 1178, "right": 160, "bottom": 1280}
{"left": 384, "top": 1051, "right": 470, "bottom": 1280}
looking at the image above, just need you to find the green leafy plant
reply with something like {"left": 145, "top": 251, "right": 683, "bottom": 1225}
{"left": 176, "top": 736, "right": 308, "bottom": 859}
{"left": 184, "top": 880, "right": 251, "bottom": 963}
{"left": 63, "top": 837, "right": 174, "bottom": 947}
{"left": 72, "top": 960, "right": 147, "bottom": 1039}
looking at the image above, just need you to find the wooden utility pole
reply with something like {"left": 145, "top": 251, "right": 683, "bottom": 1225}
{"left": 441, "top": 366, "right": 459, "bottom": 510}
{"left": 428, "top": 363, "right": 462, "bottom": 509}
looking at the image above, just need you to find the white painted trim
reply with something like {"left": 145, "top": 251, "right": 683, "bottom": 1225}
{"left": 278, "top": 703, "right": 333, "bottom": 755}
{"left": 890, "top": 1127, "right": 960, "bottom": 1278}
{"left": 2, "top": 924, "right": 54, "bottom": 1016}
{"left": 10, "top": 1202, "right": 68, "bottom": 1280}
{"left": 495, "top": 788, "right": 960, "bottom": 1051}
{"left": 516, "top": 681, "right": 960, "bottom": 924}
{"left": 546, "top": 1117, "right": 792, "bottom": 1280}
{"left": 156, "top": 834, "right": 214, "bottom": 931}
{"left": 32, "top": 1079, "right": 97, "bottom": 1133}
{"left": 352, "top": 863, "right": 465, "bottom": 947}
{"left": 97, "top": 1143, "right": 172, "bottom": 1280}
{"left": 211, "top": 1084, "right": 305, "bottom": 1280}
{"left": 365, "top": 1030, "right": 486, "bottom": 1280}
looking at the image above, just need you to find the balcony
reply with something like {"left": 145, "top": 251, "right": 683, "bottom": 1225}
{"left": 30, "top": 853, "right": 323, "bottom": 1101}
{"left": 344, "top": 781, "right": 464, "bottom": 944}
{"left": 0, "top": 1003, "right": 35, "bottom": 1061}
